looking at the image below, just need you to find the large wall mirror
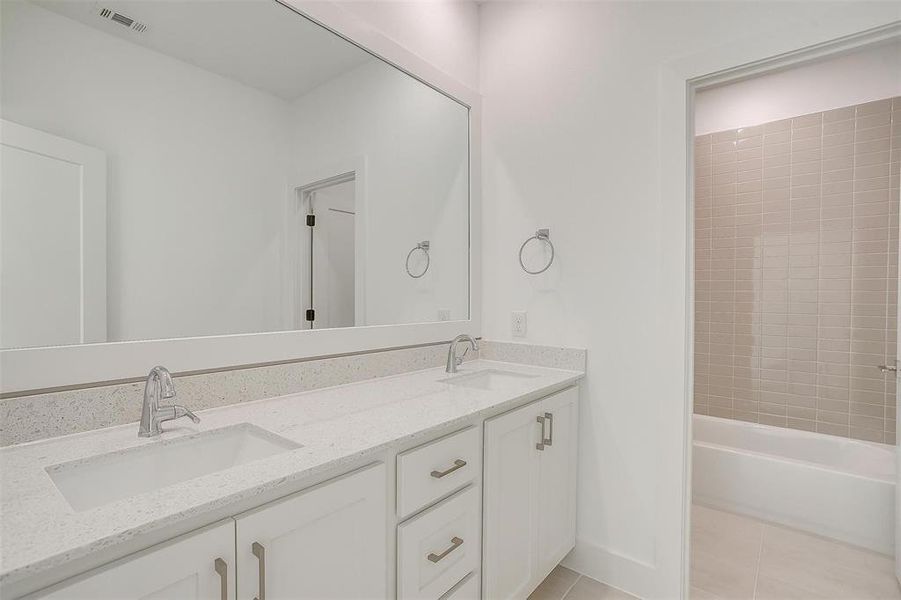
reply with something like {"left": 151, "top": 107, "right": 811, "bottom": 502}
{"left": 0, "top": 0, "right": 471, "bottom": 356}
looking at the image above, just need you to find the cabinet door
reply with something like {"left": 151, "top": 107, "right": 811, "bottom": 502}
{"left": 235, "top": 463, "right": 387, "bottom": 600}
{"left": 482, "top": 402, "right": 541, "bottom": 600}
{"left": 537, "top": 387, "right": 579, "bottom": 578}
{"left": 33, "top": 521, "right": 234, "bottom": 600}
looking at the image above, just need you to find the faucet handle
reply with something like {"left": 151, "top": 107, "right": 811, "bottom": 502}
{"left": 457, "top": 345, "right": 471, "bottom": 366}
{"left": 173, "top": 405, "right": 201, "bottom": 424}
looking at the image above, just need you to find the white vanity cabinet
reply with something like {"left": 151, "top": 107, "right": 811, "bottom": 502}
{"left": 18, "top": 380, "right": 582, "bottom": 600}
{"left": 482, "top": 386, "right": 579, "bottom": 600}
{"left": 29, "top": 464, "right": 386, "bottom": 600}
{"left": 31, "top": 521, "right": 235, "bottom": 600}
{"left": 235, "top": 463, "right": 387, "bottom": 600}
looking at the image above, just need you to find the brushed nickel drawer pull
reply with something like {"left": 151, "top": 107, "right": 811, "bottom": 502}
{"left": 427, "top": 536, "right": 464, "bottom": 563}
{"left": 544, "top": 412, "right": 554, "bottom": 446}
{"left": 252, "top": 541, "right": 266, "bottom": 600}
{"left": 431, "top": 459, "right": 467, "bottom": 479}
{"left": 214, "top": 558, "right": 227, "bottom": 600}
{"left": 536, "top": 415, "right": 546, "bottom": 450}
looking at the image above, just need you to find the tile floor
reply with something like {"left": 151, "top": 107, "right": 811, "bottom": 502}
{"left": 690, "top": 504, "right": 900, "bottom": 600}
{"left": 530, "top": 505, "right": 900, "bottom": 600}
{"left": 529, "top": 565, "right": 636, "bottom": 600}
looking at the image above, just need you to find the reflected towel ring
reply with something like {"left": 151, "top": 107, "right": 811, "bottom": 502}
{"left": 406, "top": 240, "right": 430, "bottom": 278}
{"left": 519, "top": 228, "right": 554, "bottom": 275}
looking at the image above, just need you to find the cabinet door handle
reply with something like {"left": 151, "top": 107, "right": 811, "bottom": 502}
{"left": 252, "top": 542, "right": 266, "bottom": 600}
{"left": 536, "top": 415, "right": 546, "bottom": 451}
{"left": 214, "top": 558, "right": 228, "bottom": 600}
{"left": 427, "top": 536, "right": 464, "bottom": 563}
{"left": 431, "top": 459, "right": 467, "bottom": 478}
{"left": 544, "top": 412, "right": 554, "bottom": 446}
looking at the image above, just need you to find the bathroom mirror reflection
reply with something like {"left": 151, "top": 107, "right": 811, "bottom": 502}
{"left": 0, "top": 0, "right": 470, "bottom": 349}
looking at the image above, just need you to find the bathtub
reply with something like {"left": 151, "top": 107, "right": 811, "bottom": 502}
{"left": 692, "top": 414, "right": 896, "bottom": 555}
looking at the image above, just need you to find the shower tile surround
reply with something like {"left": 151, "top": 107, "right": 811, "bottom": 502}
{"left": 694, "top": 97, "right": 901, "bottom": 444}
{"left": 0, "top": 340, "right": 586, "bottom": 447}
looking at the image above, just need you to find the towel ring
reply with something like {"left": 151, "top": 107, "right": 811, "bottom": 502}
{"left": 406, "top": 241, "right": 430, "bottom": 278}
{"left": 519, "top": 228, "right": 554, "bottom": 275}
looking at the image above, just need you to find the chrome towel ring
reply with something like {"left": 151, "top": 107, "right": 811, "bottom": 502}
{"left": 519, "top": 228, "right": 554, "bottom": 275}
{"left": 406, "top": 240, "right": 430, "bottom": 278}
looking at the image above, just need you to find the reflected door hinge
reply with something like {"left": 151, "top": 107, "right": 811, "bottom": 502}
{"left": 306, "top": 214, "right": 315, "bottom": 227}
{"left": 305, "top": 309, "right": 315, "bottom": 322}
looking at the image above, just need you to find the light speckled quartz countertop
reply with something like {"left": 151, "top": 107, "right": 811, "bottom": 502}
{"left": 0, "top": 360, "right": 582, "bottom": 592}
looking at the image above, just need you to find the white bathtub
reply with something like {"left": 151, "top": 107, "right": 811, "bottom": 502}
{"left": 692, "top": 414, "right": 896, "bottom": 555}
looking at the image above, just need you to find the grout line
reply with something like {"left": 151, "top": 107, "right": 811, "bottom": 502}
{"left": 560, "top": 575, "right": 582, "bottom": 600}
{"left": 751, "top": 525, "right": 766, "bottom": 599}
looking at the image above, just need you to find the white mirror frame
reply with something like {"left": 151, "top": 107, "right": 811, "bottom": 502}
{"left": 0, "top": 0, "right": 481, "bottom": 394}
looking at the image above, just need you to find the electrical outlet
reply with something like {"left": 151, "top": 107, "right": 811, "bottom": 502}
{"left": 438, "top": 308, "right": 451, "bottom": 321}
{"left": 511, "top": 311, "right": 527, "bottom": 337}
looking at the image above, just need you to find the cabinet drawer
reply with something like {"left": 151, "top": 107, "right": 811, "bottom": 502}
{"left": 397, "top": 426, "right": 479, "bottom": 518}
{"left": 398, "top": 485, "right": 480, "bottom": 600}
{"left": 440, "top": 573, "right": 480, "bottom": 600}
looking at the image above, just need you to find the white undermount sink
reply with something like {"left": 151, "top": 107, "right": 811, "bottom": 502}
{"left": 46, "top": 424, "right": 300, "bottom": 511}
{"left": 440, "top": 368, "right": 539, "bottom": 390}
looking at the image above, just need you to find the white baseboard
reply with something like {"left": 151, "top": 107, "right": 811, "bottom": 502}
{"left": 561, "top": 538, "right": 657, "bottom": 599}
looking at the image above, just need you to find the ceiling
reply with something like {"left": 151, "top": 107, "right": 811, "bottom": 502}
{"left": 35, "top": 0, "right": 375, "bottom": 101}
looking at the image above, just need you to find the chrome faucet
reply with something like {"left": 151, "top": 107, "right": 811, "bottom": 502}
{"left": 138, "top": 366, "right": 200, "bottom": 437}
{"left": 446, "top": 334, "right": 479, "bottom": 374}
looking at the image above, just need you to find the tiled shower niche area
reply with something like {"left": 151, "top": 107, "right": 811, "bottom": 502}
{"left": 694, "top": 97, "right": 900, "bottom": 444}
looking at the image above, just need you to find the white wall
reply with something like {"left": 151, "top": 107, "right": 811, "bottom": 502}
{"left": 696, "top": 40, "right": 901, "bottom": 134}
{"left": 478, "top": 2, "right": 900, "bottom": 597}
{"left": 1, "top": 0, "right": 290, "bottom": 342}
{"left": 291, "top": 60, "right": 470, "bottom": 325}
{"left": 332, "top": 1, "right": 480, "bottom": 92}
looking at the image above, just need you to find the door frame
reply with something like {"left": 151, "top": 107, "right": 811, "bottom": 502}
{"left": 287, "top": 158, "right": 367, "bottom": 330}
{"left": 668, "top": 21, "right": 901, "bottom": 600}
{"left": 0, "top": 119, "right": 107, "bottom": 346}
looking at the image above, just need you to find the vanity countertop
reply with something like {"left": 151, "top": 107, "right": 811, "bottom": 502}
{"left": 0, "top": 359, "right": 582, "bottom": 591}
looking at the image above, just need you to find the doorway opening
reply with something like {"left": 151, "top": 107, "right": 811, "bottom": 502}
{"left": 686, "top": 35, "right": 900, "bottom": 598}
{"left": 295, "top": 172, "right": 356, "bottom": 330}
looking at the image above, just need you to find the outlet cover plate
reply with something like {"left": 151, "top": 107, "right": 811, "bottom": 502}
{"left": 511, "top": 311, "right": 527, "bottom": 337}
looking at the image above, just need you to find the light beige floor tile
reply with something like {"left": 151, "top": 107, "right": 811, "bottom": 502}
{"left": 756, "top": 523, "right": 900, "bottom": 600}
{"left": 529, "top": 566, "right": 581, "bottom": 600}
{"left": 563, "top": 576, "right": 637, "bottom": 600}
{"left": 755, "top": 573, "right": 900, "bottom": 600}
{"left": 691, "top": 585, "right": 726, "bottom": 600}
{"left": 691, "top": 505, "right": 764, "bottom": 599}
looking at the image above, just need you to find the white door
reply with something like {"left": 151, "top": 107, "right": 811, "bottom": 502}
{"left": 537, "top": 387, "right": 579, "bottom": 579}
{"left": 0, "top": 120, "right": 106, "bottom": 348}
{"left": 301, "top": 178, "right": 357, "bottom": 329}
{"left": 309, "top": 180, "right": 356, "bottom": 329}
{"left": 32, "top": 521, "right": 234, "bottom": 599}
{"left": 235, "top": 463, "right": 387, "bottom": 600}
{"left": 483, "top": 402, "right": 541, "bottom": 600}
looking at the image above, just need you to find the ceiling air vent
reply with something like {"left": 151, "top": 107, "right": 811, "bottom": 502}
{"left": 96, "top": 6, "right": 148, "bottom": 33}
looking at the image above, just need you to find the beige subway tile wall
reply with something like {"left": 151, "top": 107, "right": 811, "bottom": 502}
{"left": 694, "top": 96, "right": 900, "bottom": 445}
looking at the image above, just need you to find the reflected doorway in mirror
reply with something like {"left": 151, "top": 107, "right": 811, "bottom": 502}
{"left": 289, "top": 164, "right": 367, "bottom": 331}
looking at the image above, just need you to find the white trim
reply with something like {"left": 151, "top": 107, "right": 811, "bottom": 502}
{"left": 664, "top": 19, "right": 901, "bottom": 600}
{"left": 0, "top": 0, "right": 482, "bottom": 394}
{"left": 0, "top": 119, "right": 107, "bottom": 346}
